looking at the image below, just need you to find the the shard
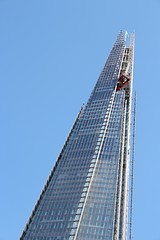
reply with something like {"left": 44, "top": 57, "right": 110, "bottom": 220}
{"left": 20, "top": 31, "right": 135, "bottom": 240}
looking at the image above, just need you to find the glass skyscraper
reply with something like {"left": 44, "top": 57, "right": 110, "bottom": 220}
{"left": 20, "top": 31, "right": 134, "bottom": 240}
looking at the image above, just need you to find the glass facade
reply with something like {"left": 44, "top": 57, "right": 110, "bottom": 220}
{"left": 20, "top": 31, "right": 134, "bottom": 240}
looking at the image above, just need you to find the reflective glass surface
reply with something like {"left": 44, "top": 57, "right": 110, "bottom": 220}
{"left": 21, "top": 32, "right": 129, "bottom": 240}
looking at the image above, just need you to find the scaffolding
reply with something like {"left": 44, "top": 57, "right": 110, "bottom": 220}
{"left": 129, "top": 91, "right": 136, "bottom": 240}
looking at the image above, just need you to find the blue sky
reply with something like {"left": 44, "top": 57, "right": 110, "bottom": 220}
{"left": 0, "top": 0, "right": 160, "bottom": 239}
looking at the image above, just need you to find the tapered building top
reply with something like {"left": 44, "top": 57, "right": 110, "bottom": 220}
{"left": 20, "top": 31, "right": 134, "bottom": 240}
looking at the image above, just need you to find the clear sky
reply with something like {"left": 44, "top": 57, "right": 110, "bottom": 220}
{"left": 0, "top": 0, "right": 160, "bottom": 239}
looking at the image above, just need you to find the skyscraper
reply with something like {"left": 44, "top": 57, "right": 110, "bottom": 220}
{"left": 20, "top": 31, "right": 134, "bottom": 240}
